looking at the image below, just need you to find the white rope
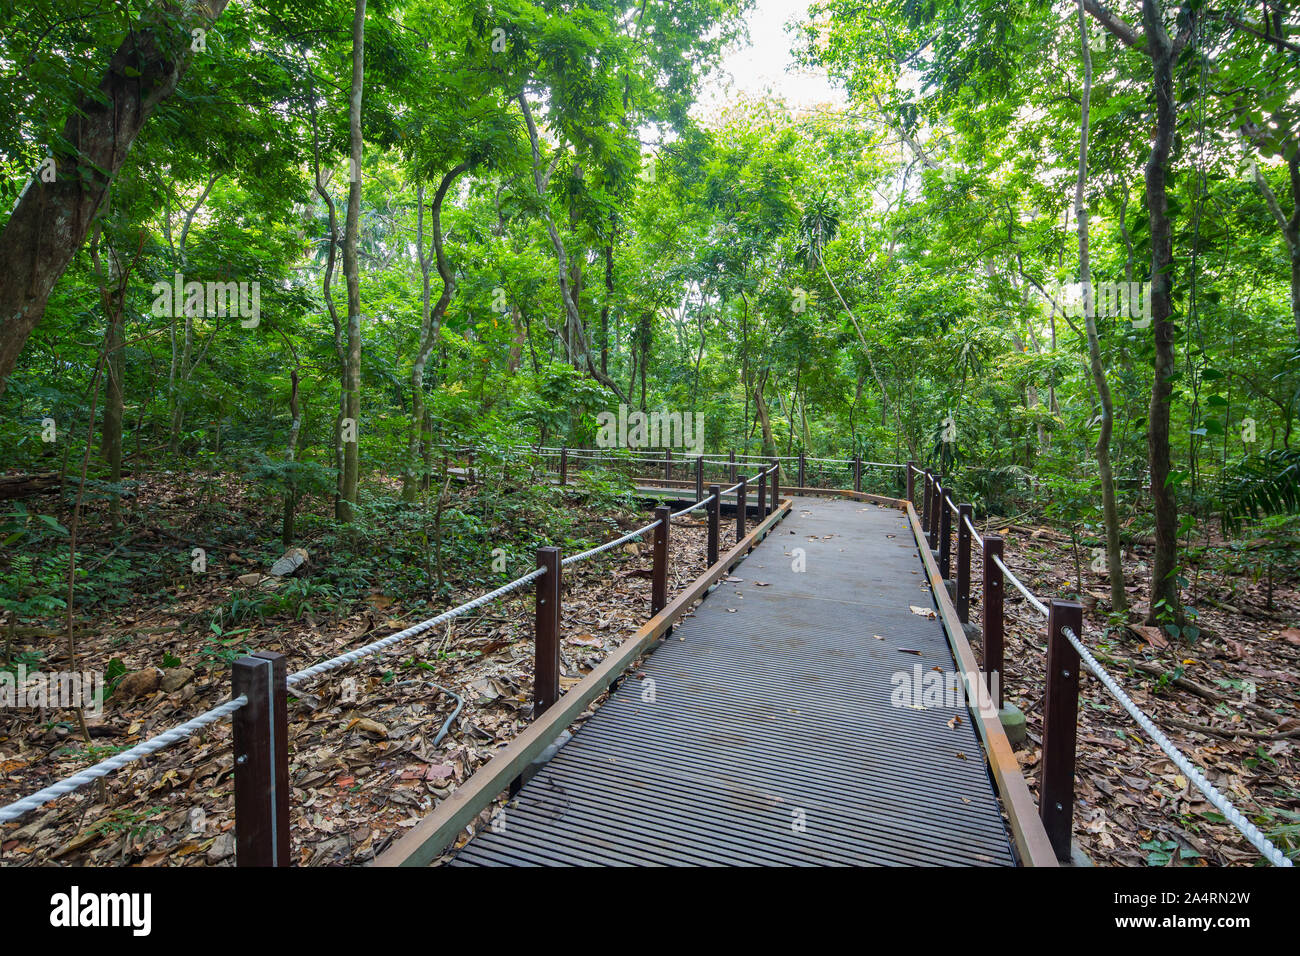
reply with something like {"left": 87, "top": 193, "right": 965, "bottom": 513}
{"left": 0, "top": 695, "right": 250, "bottom": 824}
{"left": 963, "top": 513, "right": 985, "bottom": 548}
{"left": 986, "top": 543, "right": 1292, "bottom": 866}
{"left": 1062, "top": 627, "right": 1293, "bottom": 867}
{"left": 562, "top": 520, "right": 661, "bottom": 566}
{"left": 288, "top": 568, "right": 545, "bottom": 687}
{"left": 991, "top": 553, "right": 1050, "bottom": 617}
{"left": 672, "top": 491, "right": 717, "bottom": 519}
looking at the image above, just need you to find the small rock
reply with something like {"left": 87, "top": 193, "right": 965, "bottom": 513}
{"left": 206, "top": 831, "right": 235, "bottom": 864}
{"left": 115, "top": 668, "right": 162, "bottom": 700}
{"left": 237, "top": 572, "right": 265, "bottom": 586}
{"left": 270, "top": 547, "right": 309, "bottom": 577}
{"left": 160, "top": 667, "right": 196, "bottom": 693}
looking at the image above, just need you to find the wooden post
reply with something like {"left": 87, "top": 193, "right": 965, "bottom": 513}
{"left": 560, "top": 446, "right": 568, "bottom": 486}
{"left": 664, "top": 448, "right": 672, "bottom": 482}
{"left": 1041, "top": 600, "right": 1084, "bottom": 862}
{"left": 956, "top": 503, "right": 973, "bottom": 623}
{"left": 798, "top": 452, "right": 806, "bottom": 489}
{"left": 533, "top": 546, "right": 562, "bottom": 715}
{"left": 467, "top": 449, "right": 475, "bottom": 484}
{"left": 922, "top": 469, "right": 934, "bottom": 546}
{"left": 939, "top": 485, "right": 952, "bottom": 578}
{"left": 906, "top": 460, "right": 917, "bottom": 505}
{"left": 756, "top": 467, "right": 767, "bottom": 522}
{"left": 652, "top": 505, "right": 670, "bottom": 615}
{"left": 982, "top": 535, "right": 1004, "bottom": 710}
{"left": 233, "top": 651, "right": 290, "bottom": 867}
{"left": 729, "top": 450, "right": 736, "bottom": 484}
{"left": 853, "top": 455, "right": 862, "bottom": 493}
{"left": 736, "top": 476, "right": 747, "bottom": 538}
{"left": 930, "top": 476, "right": 943, "bottom": 548}
{"left": 695, "top": 455, "right": 704, "bottom": 501}
{"left": 706, "top": 484, "right": 720, "bottom": 566}
{"left": 770, "top": 460, "right": 780, "bottom": 512}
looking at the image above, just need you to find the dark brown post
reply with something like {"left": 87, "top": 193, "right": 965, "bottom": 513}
{"left": 233, "top": 651, "right": 290, "bottom": 867}
{"left": 922, "top": 469, "right": 934, "bottom": 546}
{"left": 939, "top": 486, "right": 952, "bottom": 578}
{"left": 695, "top": 455, "right": 704, "bottom": 501}
{"left": 533, "top": 546, "right": 562, "bottom": 715}
{"left": 798, "top": 453, "right": 806, "bottom": 489}
{"left": 756, "top": 468, "right": 767, "bottom": 522}
{"left": 853, "top": 455, "right": 862, "bottom": 493}
{"left": 664, "top": 448, "right": 672, "bottom": 481}
{"left": 736, "top": 476, "right": 747, "bottom": 538}
{"left": 560, "top": 446, "right": 568, "bottom": 485}
{"left": 956, "top": 503, "right": 973, "bottom": 623}
{"left": 982, "top": 535, "right": 1004, "bottom": 710}
{"left": 467, "top": 449, "right": 476, "bottom": 483}
{"left": 706, "top": 484, "right": 720, "bottom": 566}
{"left": 906, "top": 461, "right": 917, "bottom": 506}
{"left": 1041, "top": 600, "right": 1084, "bottom": 862}
{"left": 770, "top": 460, "right": 780, "bottom": 512}
{"left": 929, "top": 476, "right": 943, "bottom": 547}
{"left": 652, "top": 505, "right": 670, "bottom": 615}
{"left": 729, "top": 450, "right": 736, "bottom": 483}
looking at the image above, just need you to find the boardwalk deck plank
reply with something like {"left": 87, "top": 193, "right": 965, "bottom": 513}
{"left": 451, "top": 497, "right": 1016, "bottom": 867}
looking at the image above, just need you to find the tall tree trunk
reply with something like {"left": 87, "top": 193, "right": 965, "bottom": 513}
{"left": 90, "top": 229, "right": 127, "bottom": 530}
{"left": 0, "top": 0, "right": 231, "bottom": 394}
{"left": 283, "top": 366, "right": 301, "bottom": 547}
{"left": 516, "top": 92, "right": 629, "bottom": 402}
{"left": 1141, "top": 0, "right": 1185, "bottom": 625}
{"left": 404, "top": 162, "right": 472, "bottom": 502}
{"left": 1075, "top": 0, "right": 1127, "bottom": 616}
{"left": 338, "top": 0, "right": 366, "bottom": 522}
{"left": 1249, "top": 152, "right": 1300, "bottom": 344}
{"left": 753, "top": 373, "right": 776, "bottom": 456}
{"left": 601, "top": 230, "right": 614, "bottom": 376}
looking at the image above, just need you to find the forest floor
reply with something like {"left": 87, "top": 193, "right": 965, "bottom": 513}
{"left": 0, "top": 476, "right": 1296, "bottom": 866}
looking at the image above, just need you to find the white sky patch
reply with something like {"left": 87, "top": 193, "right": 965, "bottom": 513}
{"left": 693, "top": 0, "right": 846, "bottom": 125}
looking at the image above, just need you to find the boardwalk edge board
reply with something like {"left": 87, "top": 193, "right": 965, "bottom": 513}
{"left": 374, "top": 499, "right": 794, "bottom": 867}
{"left": 899, "top": 496, "right": 1059, "bottom": 868}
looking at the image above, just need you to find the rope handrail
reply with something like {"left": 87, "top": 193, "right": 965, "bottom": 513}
{"left": 983, "top": 546, "right": 1292, "bottom": 866}
{"left": 672, "top": 492, "right": 716, "bottom": 519}
{"left": 287, "top": 568, "right": 546, "bottom": 687}
{"left": 0, "top": 471, "right": 750, "bottom": 825}
{"left": 561, "top": 519, "right": 662, "bottom": 565}
{"left": 0, "top": 695, "right": 251, "bottom": 824}
{"left": 990, "top": 553, "right": 1050, "bottom": 617}
{"left": 963, "top": 512, "right": 985, "bottom": 548}
{"left": 1062, "top": 626, "right": 1293, "bottom": 867}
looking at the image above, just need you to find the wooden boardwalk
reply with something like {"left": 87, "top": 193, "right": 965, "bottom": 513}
{"left": 449, "top": 496, "right": 1022, "bottom": 866}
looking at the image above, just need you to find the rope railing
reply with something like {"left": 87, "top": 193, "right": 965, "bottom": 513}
{"left": 0, "top": 695, "right": 250, "bottom": 825}
{"left": 442, "top": 443, "right": 900, "bottom": 493}
{"left": 991, "top": 551, "right": 1292, "bottom": 863}
{"left": 1061, "top": 625, "right": 1292, "bottom": 868}
{"left": 909, "top": 462, "right": 1293, "bottom": 866}
{"left": 0, "top": 461, "right": 790, "bottom": 839}
{"left": 562, "top": 520, "right": 661, "bottom": 566}
{"left": 920, "top": 468, "right": 1294, "bottom": 868}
